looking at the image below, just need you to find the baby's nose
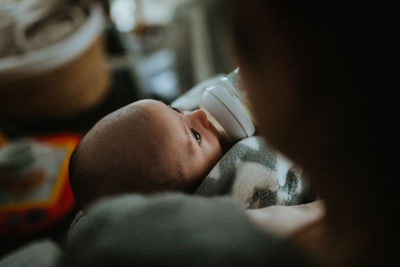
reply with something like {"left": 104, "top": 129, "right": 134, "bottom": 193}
{"left": 185, "top": 109, "right": 210, "bottom": 128}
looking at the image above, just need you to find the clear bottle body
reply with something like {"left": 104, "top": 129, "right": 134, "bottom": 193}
{"left": 200, "top": 68, "right": 255, "bottom": 142}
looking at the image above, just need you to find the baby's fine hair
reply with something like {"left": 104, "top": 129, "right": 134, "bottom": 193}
{"left": 68, "top": 105, "right": 185, "bottom": 209}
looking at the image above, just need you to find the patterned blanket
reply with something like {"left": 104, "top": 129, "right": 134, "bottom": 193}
{"left": 195, "top": 137, "right": 307, "bottom": 208}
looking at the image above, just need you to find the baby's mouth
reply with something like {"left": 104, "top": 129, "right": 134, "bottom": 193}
{"left": 202, "top": 109, "right": 230, "bottom": 143}
{"left": 208, "top": 119, "right": 221, "bottom": 139}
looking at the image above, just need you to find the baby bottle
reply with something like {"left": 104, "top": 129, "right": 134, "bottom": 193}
{"left": 200, "top": 68, "right": 256, "bottom": 142}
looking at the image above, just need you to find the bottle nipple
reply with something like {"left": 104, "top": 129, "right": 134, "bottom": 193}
{"left": 202, "top": 109, "right": 231, "bottom": 143}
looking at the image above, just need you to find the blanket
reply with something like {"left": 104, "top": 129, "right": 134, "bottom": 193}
{"left": 171, "top": 76, "right": 310, "bottom": 208}
{"left": 195, "top": 137, "right": 307, "bottom": 208}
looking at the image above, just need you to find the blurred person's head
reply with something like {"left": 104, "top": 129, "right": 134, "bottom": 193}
{"left": 69, "top": 100, "right": 221, "bottom": 209}
{"left": 226, "top": 0, "right": 396, "bottom": 265}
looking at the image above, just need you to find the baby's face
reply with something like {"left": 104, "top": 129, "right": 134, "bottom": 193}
{"left": 139, "top": 100, "right": 222, "bottom": 187}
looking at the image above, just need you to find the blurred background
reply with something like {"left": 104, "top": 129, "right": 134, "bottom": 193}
{"left": 0, "top": 0, "right": 235, "bottom": 136}
{"left": 0, "top": 0, "right": 234, "bottom": 258}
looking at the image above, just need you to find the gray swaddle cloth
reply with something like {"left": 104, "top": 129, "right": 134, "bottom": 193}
{"left": 195, "top": 136, "right": 307, "bottom": 208}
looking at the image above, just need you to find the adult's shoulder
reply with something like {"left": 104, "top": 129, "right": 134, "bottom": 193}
{"left": 60, "top": 193, "right": 313, "bottom": 267}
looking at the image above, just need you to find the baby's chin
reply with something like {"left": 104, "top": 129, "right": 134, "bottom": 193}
{"left": 181, "top": 176, "right": 205, "bottom": 193}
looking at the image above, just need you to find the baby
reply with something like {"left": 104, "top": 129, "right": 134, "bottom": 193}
{"left": 69, "top": 99, "right": 223, "bottom": 208}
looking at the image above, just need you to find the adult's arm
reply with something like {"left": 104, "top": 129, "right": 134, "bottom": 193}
{"left": 246, "top": 200, "right": 325, "bottom": 238}
{"left": 59, "top": 193, "right": 313, "bottom": 267}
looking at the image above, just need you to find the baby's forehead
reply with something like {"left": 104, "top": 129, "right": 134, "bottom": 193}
{"left": 138, "top": 101, "right": 178, "bottom": 124}
{"left": 96, "top": 102, "right": 153, "bottom": 131}
{"left": 136, "top": 101, "right": 191, "bottom": 147}
{"left": 91, "top": 100, "right": 183, "bottom": 153}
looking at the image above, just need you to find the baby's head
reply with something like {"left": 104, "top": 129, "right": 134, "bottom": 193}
{"left": 69, "top": 100, "right": 222, "bottom": 208}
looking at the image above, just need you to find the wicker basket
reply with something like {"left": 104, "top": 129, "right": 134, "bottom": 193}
{"left": 0, "top": 5, "right": 110, "bottom": 121}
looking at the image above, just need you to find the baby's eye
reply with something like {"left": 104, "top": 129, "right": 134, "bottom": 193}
{"left": 170, "top": 106, "right": 182, "bottom": 113}
{"left": 190, "top": 128, "right": 201, "bottom": 143}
